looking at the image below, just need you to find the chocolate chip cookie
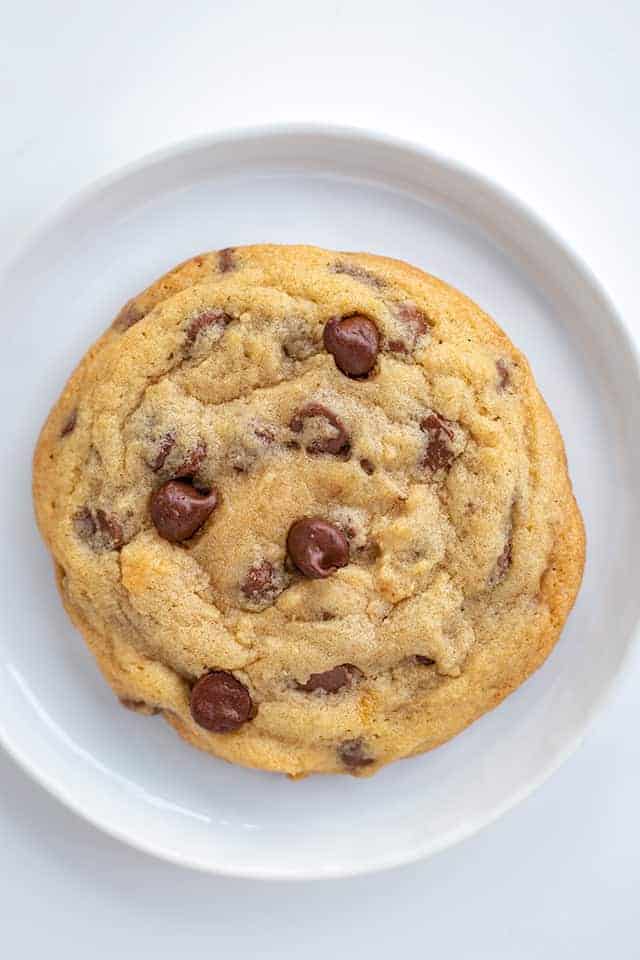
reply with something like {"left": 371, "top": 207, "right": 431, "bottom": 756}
{"left": 33, "top": 244, "right": 585, "bottom": 776}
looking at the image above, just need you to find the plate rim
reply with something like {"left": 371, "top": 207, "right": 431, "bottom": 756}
{"left": 3, "top": 121, "right": 640, "bottom": 880}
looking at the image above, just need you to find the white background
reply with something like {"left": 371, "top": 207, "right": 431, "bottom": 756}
{"left": 2, "top": 1, "right": 638, "bottom": 955}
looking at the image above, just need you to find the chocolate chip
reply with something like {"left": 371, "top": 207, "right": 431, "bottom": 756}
{"left": 148, "top": 432, "right": 175, "bottom": 471}
{"left": 338, "top": 738, "right": 374, "bottom": 769}
{"left": 254, "top": 425, "right": 276, "bottom": 445}
{"left": 493, "top": 537, "right": 513, "bottom": 584}
{"left": 60, "top": 408, "right": 77, "bottom": 437}
{"left": 178, "top": 440, "right": 207, "bottom": 477}
{"left": 190, "top": 671, "right": 253, "bottom": 733}
{"left": 241, "top": 560, "right": 281, "bottom": 604}
{"left": 397, "top": 302, "right": 428, "bottom": 338}
{"left": 496, "top": 358, "right": 511, "bottom": 390}
{"left": 289, "top": 403, "right": 351, "bottom": 457}
{"left": 386, "top": 303, "right": 429, "bottom": 354}
{"left": 95, "top": 509, "right": 124, "bottom": 549}
{"left": 488, "top": 500, "right": 516, "bottom": 587}
{"left": 185, "top": 309, "right": 230, "bottom": 345}
{"left": 113, "top": 299, "right": 143, "bottom": 330}
{"left": 323, "top": 315, "right": 379, "bottom": 377}
{"left": 119, "top": 698, "right": 160, "bottom": 715}
{"left": 414, "top": 655, "right": 435, "bottom": 666}
{"left": 333, "top": 260, "right": 386, "bottom": 289}
{"left": 120, "top": 698, "right": 144, "bottom": 711}
{"left": 420, "top": 413, "right": 456, "bottom": 473}
{"left": 297, "top": 664, "right": 362, "bottom": 694}
{"left": 218, "top": 247, "right": 236, "bottom": 272}
{"left": 287, "top": 517, "right": 350, "bottom": 578}
{"left": 73, "top": 507, "right": 96, "bottom": 540}
{"left": 74, "top": 506, "right": 124, "bottom": 550}
{"left": 150, "top": 480, "right": 218, "bottom": 542}
{"left": 359, "top": 458, "right": 375, "bottom": 475}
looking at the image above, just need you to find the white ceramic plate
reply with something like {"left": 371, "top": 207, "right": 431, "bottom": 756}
{"left": 1, "top": 125, "right": 639, "bottom": 880}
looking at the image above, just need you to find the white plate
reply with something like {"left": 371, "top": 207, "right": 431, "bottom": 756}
{"left": 1, "top": 125, "right": 639, "bottom": 880}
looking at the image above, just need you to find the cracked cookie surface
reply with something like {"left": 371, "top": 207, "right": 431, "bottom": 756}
{"left": 33, "top": 244, "right": 585, "bottom": 776}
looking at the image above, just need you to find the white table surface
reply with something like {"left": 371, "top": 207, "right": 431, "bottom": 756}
{"left": 2, "top": 1, "right": 638, "bottom": 955}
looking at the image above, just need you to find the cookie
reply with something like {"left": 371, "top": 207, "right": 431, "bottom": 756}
{"left": 33, "top": 244, "right": 585, "bottom": 776}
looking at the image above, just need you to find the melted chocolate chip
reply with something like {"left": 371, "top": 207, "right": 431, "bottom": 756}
{"left": 489, "top": 502, "right": 515, "bottom": 587}
{"left": 338, "top": 738, "right": 375, "bottom": 769}
{"left": 359, "top": 458, "right": 375, "bottom": 475}
{"left": 149, "top": 432, "right": 176, "bottom": 471}
{"left": 119, "top": 698, "right": 161, "bottom": 715}
{"left": 397, "top": 302, "right": 428, "bottom": 339}
{"left": 289, "top": 403, "right": 351, "bottom": 457}
{"left": 420, "top": 413, "right": 456, "bottom": 473}
{"left": 60, "top": 408, "right": 77, "bottom": 437}
{"left": 178, "top": 440, "right": 207, "bottom": 477}
{"left": 185, "top": 309, "right": 230, "bottom": 346}
{"left": 218, "top": 247, "right": 236, "bottom": 272}
{"left": 95, "top": 509, "right": 124, "bottom": 549}
{"left": 386, "top": 303, "right": 429, "bottom": 354}
{"left": 494, "top": 537, "right": 513, "bottom": 583}
{"left": 74, "top": 506, "right": 123, "bottom": 550}
{"left": 150, "top": 480, "right": 218, "bottom": 542}
{"left": 113, "top": 299, "right": 143, "bottom": 331}
{"left": 190, "top": 671, "right": 253, "bottom": 733}
{"left": 120, "top": 698, "right": 144, "bottom": 711}
{"left": 496, "top": 358, "right": 511, "bottom": 391}
{"left": 297, "top": 664, "right": 362, "bottom": 694}
{"left": 287, "top": 517, "right": 350, "bottom": 579}
{"left": 254, "top": 425, "right": 276, "bottom": 445}
{"left": 414, "top": 655, "right": 435, "bottom": 666}
{"left": 333, "top": 260, "right": 386, "bottom": 289}
{"left": 241, "top": 560, "right": 280, "bottom": 604}
{"left": 73, "top": 507, "right": 96, "bottom": 540}
{"left": 323, "top": 315, "right": 379, "bottom": 377}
